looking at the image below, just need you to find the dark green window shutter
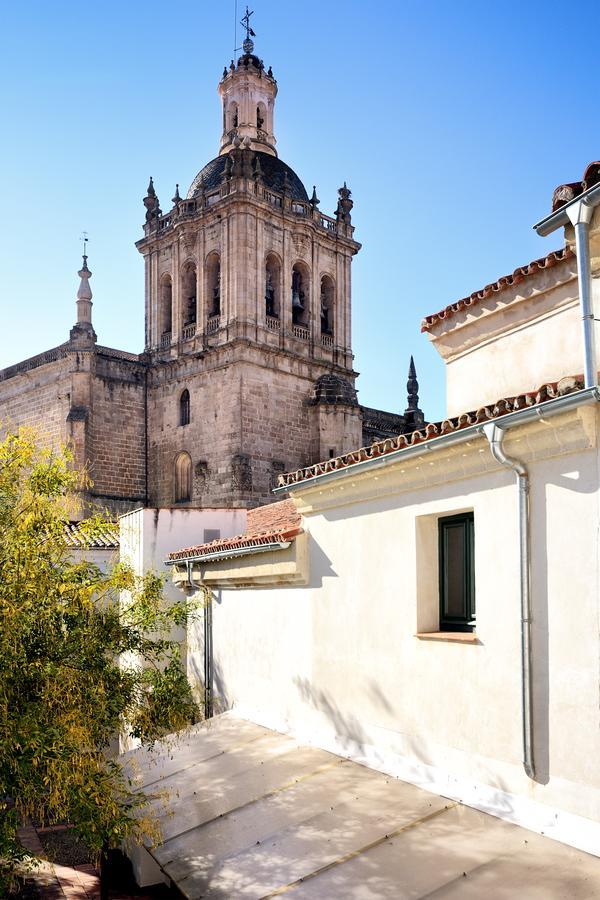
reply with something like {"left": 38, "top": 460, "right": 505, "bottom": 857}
{"left": 439, "top": 512, "right": 475, "bottom": 632}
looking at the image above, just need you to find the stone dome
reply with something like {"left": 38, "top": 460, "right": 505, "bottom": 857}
{"left": 187, "top": 151, "right": 308, "bottom": 202}
{"left": 312, "top": 374, "right": 358, "bottom": 406}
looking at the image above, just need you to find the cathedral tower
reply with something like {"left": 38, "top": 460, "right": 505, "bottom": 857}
{"left": 137, "top": 25, "right": 364, "bottom": 508}
{"left": 0, "top": 14, "right": 424, "bottom": 518}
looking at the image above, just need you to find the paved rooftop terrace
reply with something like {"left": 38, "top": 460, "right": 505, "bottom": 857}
{"left": 124, "top": 714, "right": 600, "bottom": 899}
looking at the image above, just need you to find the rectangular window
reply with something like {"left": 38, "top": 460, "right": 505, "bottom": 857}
{"left": 439, "top": 512, "right": 475, "bottom": 632}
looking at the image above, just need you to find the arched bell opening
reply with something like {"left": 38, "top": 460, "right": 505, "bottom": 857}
{"left": 320, "top": 274, "right": 335, "bottom": 336}
{"left": 206, "top": 253, "right": 221, "bottom": 318}
{"left": 181, "top": 263, "right": 197, "bottom": 327}
{"left": 257, "top": 102, "right": 267, "bottom": 130}
{"left": 291, "top": 262, "right": 309, "bottom": 327}
{"left": 265, "top": 253, "right": 281, "bottom": 319}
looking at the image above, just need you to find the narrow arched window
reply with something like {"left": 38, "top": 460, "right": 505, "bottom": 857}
{"left": 257, "top": 104, "right": 266, "bottom": 129}
{"left": 175, "top": 451, "right": 192, "bottom": 503}
{"left": 180, "top": 389, "right": 190, "bottom": 426}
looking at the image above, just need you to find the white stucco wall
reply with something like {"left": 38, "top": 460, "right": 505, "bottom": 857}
{"left": 68, "top": 546, "right": 118, "bottom": 572}
{"left": 119, "top": 506, "right": 247, "bottom": 706}
{"left": 443, "top": 297, "right": 583, "bottom": 415}
{"left": 184, "top": 406, "right": 600, "bottom": 854}
{"left": 425, "top": 258, "right": 600, "bottom": 418}
{"left": 119, "top": 506, "right": 247, "bottom": 582}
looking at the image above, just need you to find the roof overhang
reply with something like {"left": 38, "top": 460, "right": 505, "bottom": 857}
{"left": 275, "top": 386, "right": 600, "bottom": 494}
{"left": 170, "top": 530, "right": 309, "bottom": 588}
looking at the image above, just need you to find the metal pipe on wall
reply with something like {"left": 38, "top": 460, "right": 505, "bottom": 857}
{"left": 483, "top": 422, "right": 535, "bottom": 780}
{"left": 534, "top": 183, "right": 600, "bottom": 389}
{"left": 571, "top": 213, "right": 596, "bottom": 388}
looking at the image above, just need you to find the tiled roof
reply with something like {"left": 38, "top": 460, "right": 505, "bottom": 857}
{"left": 421, "top": 247, "right": 575, "bottom": 332}
{"left": 168, "top": 499, "right": 302, "bottom": 562}
{"left": 63, "top": 521, "right": 120, "bottom": 549}
{"left": 278, "top": 375, "right": 585, "bottom": 489}
{"left": 246, "top": 499, "right": 301, "bottom": 533}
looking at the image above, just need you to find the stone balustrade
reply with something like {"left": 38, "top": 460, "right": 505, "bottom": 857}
{"left": 145, "top": 179, "right": 350, "bottom": 240}
{"left": 292, "top": 324, "right": 310, "bottom": 341}
{"left": 206, "top": 315, "right": 220, "bottom": 335}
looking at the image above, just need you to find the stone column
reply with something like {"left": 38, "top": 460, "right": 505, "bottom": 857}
{"left": 282, "top": 228, "right": 292, "bottom": 338}
{"left": 144, "top": 253, "right": 151, "bottom": 350}
{"left": 222, "top": 216, "right": 229, "bottom": 326}
{"left": 256, "top": 213, "right": 263, "bottom": 330}
{"left": 151, "top": 250, "right": 159, "bottom": 348}
{"left": 311, "top": 238, "right": 318, "bottom": 345}
{"left": 335, "top": 250, "right": 344, "bottom": 352}
{"left": 345, "top": 253, "right": 352, "bottom": 364}
{"left": 172, "top": 240, "right": 180, "bottom": 344}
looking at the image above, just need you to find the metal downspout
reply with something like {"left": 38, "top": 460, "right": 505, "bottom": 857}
{"left": 483, "top": 422, "right": 535, "bottom": 780}
{"left": 204, "top": 590, "right": 213, "bottom": 719}
{"left": 182, "top": 563, "right": 213, "bottom": 720}
{"left": 534, "top": 188, "right": 600, "bottom": 389}
{"left": 568, "top": 203, "right": 597, "bottom": 388}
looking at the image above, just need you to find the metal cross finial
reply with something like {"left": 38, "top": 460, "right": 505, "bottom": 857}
{"left": 241, "top": 6, "right": 255, "bottom": 40}
{"left": 81, "top": 231, "right": 89, "bottom": 261}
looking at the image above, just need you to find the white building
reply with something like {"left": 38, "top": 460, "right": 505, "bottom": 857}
{"left": 125, "top": 163, "right": 600, "bottom": 895}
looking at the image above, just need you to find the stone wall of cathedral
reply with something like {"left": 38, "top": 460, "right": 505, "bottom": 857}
{"left": 0, "top": 353, "right": 71, "bottom": 449}
{"left": 0, "top": 349, "right": 148, "bottom": 520}
{"left": 145, "top": 342, "right": 362, "bottom": 509}
{"left": 147, "top": 356, "right": 240, "bottom": 508}
{"left": 88, "top": 351, "right": 147, "bottom": 515}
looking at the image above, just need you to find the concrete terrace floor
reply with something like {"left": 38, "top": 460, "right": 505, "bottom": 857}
{"left": 123, "top": 714, "right": 600, "bottom": 899}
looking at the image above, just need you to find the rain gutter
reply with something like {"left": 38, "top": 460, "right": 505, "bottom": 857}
{"left": 165, "top": 539, "right": 292, "bottom": 567}
{"left": 275, "top": 387, "right": 600, "bottom": 495}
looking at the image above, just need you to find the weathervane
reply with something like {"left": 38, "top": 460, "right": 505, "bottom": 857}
{"left": 241, "top": 5, "right": 255, "bottom": 52}
{"left": 80, "top": 231, "right": 89, "bottom": 262}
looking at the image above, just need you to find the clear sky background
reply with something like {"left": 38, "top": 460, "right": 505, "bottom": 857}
{"left": 0, "top": 0, "right": 598, "bottom": 422}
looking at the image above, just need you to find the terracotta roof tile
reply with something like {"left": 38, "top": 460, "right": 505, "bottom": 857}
{"left": 421, "top": 247, "right": 574, "bottom": 332}
{"left": 277, "top": 375, "right": 586, "bottom": 489}
{"left": 551, "top": 160, "right": 600, "bottom": 212}
{"left": 246, "top": 499, "right": 300, "bottom": 533}
{"left": 63, "top": 521, "right": 119, "bottom": 549}
{"left": 168, "top": 499, "right": 301, "bottom": 562}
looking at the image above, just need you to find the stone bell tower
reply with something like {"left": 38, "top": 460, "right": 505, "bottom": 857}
{"left": 136, "top": 20, "right": 364, "bottom": 508}
{"left": 219, "top": 34, "right": 278, "bottom": 158}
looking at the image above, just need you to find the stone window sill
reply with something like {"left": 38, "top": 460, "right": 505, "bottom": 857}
{"left": 415, "top": 631, "right": 480, "bottom": 644}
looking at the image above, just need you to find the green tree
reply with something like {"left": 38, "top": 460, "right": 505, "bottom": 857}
{"left": 0, "top": 430, "right": 199, "bottom": 892}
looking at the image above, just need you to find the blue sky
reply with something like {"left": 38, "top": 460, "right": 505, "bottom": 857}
{"left": 0, "top": 0, "right": 598, "bottom": 421}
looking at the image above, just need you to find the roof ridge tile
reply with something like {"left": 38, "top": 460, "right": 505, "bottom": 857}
{"left": 277, "top": 373, "right": 586, "bottom": 490}
{"left": 421, "top": 247, "right": 575, "bottom": 332}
